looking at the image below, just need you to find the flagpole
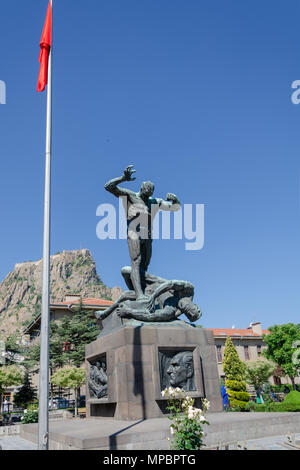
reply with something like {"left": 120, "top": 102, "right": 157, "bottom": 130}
{"left": 38, "top": 0, "right": 52, "bottom": 451}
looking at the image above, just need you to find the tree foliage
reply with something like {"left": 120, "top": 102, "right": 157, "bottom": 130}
{"left": 51, "top": 367, "right": 86, "bottom": 417}
{"left": 13, "top": 370, "right": 37, "bottom": 408}
{"left": 244, "top": 359, "right": 275, "bottom": 391}
{"left": 4, "top": 334, "right": 28, "bottom": 366}
{"left": 0, "top": 365, "right": 23, "bottom": 393}
{"left": 222, "top": 337, "right": 249, "bottom": 410}
{"left": 23, "top": 301, "right": 100, "bottom": 373}
{"left": 223, "top": 336, "right": 245, "bottom": 381}
{"left": 56, "top": 301, "right": 100, "bottom": 367}
{"left": 263, "top": 323, "right": 300, "bottom": 389}
{"left": 25, "top": 321, "right": 65, "bottom": 372}
{"left": 51, "top": 367, "right": 86, "bottom": 390}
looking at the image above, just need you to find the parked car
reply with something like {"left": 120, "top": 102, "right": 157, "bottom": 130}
{"left": 49, "top": 397, "right": 69, "bottom": 409}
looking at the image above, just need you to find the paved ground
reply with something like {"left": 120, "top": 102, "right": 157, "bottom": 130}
{"left": 0, "top": 436, "right": 37, "bottom": 450}
{"left": 0, "top": 433, "right": 299, "bottom": 450}
{"left": 209, "top": 433, "right": 300, "bottom": 450}
{"left": 2, "top": 412, "right": 299, "bottom": 450}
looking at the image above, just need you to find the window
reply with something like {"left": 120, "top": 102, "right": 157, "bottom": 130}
{"left": 257, "top": 345, "right": 262, "bottom": 356}
{"left": 216, "top": 345, "right": 222, "bottom": 363}
{"left": 273, "top": 376, "right": 281, "bottom": 386}
{"left": 244, "top": 345, "right": 250, "bottom": 361}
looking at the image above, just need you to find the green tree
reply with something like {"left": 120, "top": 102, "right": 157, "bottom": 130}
{"left": 56, "top": 301, "right": 100, "bottom": 367}
{"left": 25, "top": 321, "right": 66, "bottom": 406}
{"left": 13, "top": 370, "right": 37, "bottom": 408}
{"left": 263, "top": 323, "right": 300, "bottom": 390}
{"left": 222, "top": 337, "right": 249, "bottom": 410}
{"left": 4, "top": 334, "right": 28, "bottom": 366}
{"left": 25, "top": 321, "right": 65, "bottom": 371}
{"left": 0, "top": 365, "right": 23, "bottom": 410}
{"left": 51, "top": 367, "right": 85, "bottom": 417}
{"left": 244, "top": 359, "right": 275, "bottom": 403}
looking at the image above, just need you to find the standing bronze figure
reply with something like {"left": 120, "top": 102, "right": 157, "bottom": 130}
{"left": 105, "top": 166, "right": 181, "bottom": 301}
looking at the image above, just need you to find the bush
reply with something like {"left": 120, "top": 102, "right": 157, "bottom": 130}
{"left": 245, "top": 401, "right": 257, "bottom": 412}
{"left": 283, "top": 390, "right": 300, "bottom": 404}
{"left": 228, "top": 399, "right": 249, "bottom": 411}
{"left": 228, "top": 390, "right": 250, "bottom": 402}
{"left": 225, "top": 380, "right": 246, "bottom": 392}
{"left": 21, "top": 409, "right": 39, "bottom": 424}
{"left": 254, "top": 402, "right": 300, "bottom": 412}
{"left": 162, "top": 387, "right": 210, "bottom": 450}
{"left": 277, "top": 403, "right": 300, "bottom": 412}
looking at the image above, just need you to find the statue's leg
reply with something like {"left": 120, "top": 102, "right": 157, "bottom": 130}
{"left": 128, "top": 235, "right": 146, "bottom": 300}
{"left": 121, "top": 266, "right": 134, "bottom": 290}
{"left": 140, "top": 239, "right": 153, "bottom": 292}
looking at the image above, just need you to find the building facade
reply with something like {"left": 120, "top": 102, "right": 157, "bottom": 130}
{"left": 207, "top": 322, "right": 299, "bottom": 387}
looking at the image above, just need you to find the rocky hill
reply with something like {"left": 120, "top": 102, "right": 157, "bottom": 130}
{"left": 0, "top": 249, "right": 122, "bottom": 339}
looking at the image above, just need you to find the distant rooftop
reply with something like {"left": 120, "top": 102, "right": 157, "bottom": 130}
{"left": 53, "top": 297, "right": 114, "bottom": 307}
{"left": 208, "top": 327, "right": 270, "bottom": 338}
{"left": 23, "top": 296, "right": 113, "bottom": 335}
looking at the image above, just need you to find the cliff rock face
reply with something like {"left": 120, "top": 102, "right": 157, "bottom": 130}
{"left": 0, "top": 249, "right": 122, "bottom": 339}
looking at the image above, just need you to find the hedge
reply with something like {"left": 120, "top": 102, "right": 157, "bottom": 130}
{"left": 283, "top": 391, "right": 300, "bottom": 405}
{"left": 228, "top": 390, "right": 250, "bottom": 402}
{"left": 255, "top": 403, "right": 300, "bottom": 412}
{"left": 225, "top": 380, "right": 246, "bottom": 392}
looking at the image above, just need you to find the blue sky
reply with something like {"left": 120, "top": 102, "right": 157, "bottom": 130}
{"left": 1, "top": 0, "right": 300, "bottom": 329}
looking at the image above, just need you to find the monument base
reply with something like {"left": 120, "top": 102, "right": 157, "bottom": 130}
{"left": 85, "top": 322, "right": 222, "bottom": 421}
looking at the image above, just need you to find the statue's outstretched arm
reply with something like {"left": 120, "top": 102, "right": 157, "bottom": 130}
{"left": 156, "top": 193, "right": 181, "bottom": 212}
{"left": 104, "top": 165, "right": 137, "bottom": 198}
{"left": 96, "top": 291, "right": 136, "bottom": 320}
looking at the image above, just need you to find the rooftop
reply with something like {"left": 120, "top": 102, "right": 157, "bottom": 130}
{"left": 207, "top": 327, "right": 270, "bottom": 338}
{"left": 52, "top": 297, "right": 114, "bottom": 308}
{"left": 23, "top": 296, "right": 113, "bottom": 335}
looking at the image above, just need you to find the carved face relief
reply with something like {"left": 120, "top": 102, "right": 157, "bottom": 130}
{"left": 166, "top": 351, "right": 195, "bottom": 390}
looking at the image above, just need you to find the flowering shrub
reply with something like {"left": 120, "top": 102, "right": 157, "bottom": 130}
{"left": 21, "top": 404, "right": 39, "bottom": 424}
{"left": 162, "top": 387, "right": 210, "bottom": 450}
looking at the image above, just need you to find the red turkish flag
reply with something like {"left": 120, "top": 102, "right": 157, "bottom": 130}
{"left": 37, "top": 2, "right": 52, "bottom": 92}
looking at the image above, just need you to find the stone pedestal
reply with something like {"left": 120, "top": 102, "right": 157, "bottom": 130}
{"left": 85, "top": 322, "right": 222, "bottom": 421}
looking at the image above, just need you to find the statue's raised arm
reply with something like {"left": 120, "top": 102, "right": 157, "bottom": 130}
{"left": 104, "top": 165, "right": 137, "bottom": 198}
{"left": 157, "top": 193, "right": 181, "bottom": 212}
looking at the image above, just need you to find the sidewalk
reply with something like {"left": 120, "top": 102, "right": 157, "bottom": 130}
{"left": 0, "top": 436, "right": 37, "bottom": 450}
{"left": 18, "top": 412, "right": 300, "bottom": 450}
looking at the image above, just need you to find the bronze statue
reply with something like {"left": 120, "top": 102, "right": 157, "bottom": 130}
{"left": 105, "top": 166, "right": 180, "bottom": 301}
{"left": 96, "top": 268, "right": 202, "bottom": 324}
{"left": 98, "top": 166, "right": 202, "bottom": 327}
